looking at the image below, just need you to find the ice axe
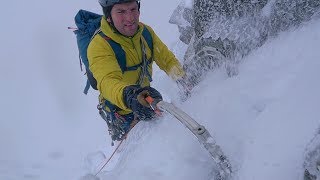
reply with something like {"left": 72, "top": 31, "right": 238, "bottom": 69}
{"left": 145, "top": 96, "right": 233, "bottom": 180}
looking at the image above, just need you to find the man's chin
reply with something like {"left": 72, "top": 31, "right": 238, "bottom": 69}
{"left": 122, "top": 31, "right": 135, "bottom": 37}
{"left": 124, "top": 28, "right": 138, "bottom": 36}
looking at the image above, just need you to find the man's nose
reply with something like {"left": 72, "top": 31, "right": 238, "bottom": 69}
{"left": 124, "top": 12, "right": 135, "bottom": 21}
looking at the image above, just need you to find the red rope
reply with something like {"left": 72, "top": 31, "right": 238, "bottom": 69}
{"left": 94, "top": 119, "right": 139, "bottom": 177}
{"left": 94, "top": 139, "right": 125, "bottom": 176}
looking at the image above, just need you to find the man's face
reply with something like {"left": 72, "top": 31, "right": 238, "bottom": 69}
{"left": 109, "top": 1, "right": 140, "bottom": 37}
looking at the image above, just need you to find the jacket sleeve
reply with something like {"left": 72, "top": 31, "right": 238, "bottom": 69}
{"left": 145, "top": 25, "right": 185, "bottom": 81}
{"left": 87, "top": 36, "right": 131, "bottom": 111}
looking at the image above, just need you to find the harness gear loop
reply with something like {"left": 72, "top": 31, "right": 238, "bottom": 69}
{"left": 98, "top": 100, "right": 129, "bottom": 145}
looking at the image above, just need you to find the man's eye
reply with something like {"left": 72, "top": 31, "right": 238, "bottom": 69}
{"left": 131, "top": 8, "right": 138, "bottom": 12}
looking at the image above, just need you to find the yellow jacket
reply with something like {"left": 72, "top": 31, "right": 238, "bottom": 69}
{"left": 88, "top": 18, "right": 184, "bottom": 114}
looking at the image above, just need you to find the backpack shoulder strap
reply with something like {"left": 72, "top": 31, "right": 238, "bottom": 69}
{"left": 98, "top": 32, "right": 127, "bottom": 73}
{"left": 140, "top": 25, "right": 154, "bottom": 82}
{"left": 141, "top": 26, "right": 153, "bottom": 54}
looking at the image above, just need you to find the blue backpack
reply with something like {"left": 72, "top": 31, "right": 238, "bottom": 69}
{"left": 73, "top": 9, "right": 153, "bottom": 94}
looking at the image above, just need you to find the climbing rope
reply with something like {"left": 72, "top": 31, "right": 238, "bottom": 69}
{"left": 94, "top": 119, "right": 139, "bottom": 177}
{"left": 94, "top": 138, "right": 125, "bottom": 176}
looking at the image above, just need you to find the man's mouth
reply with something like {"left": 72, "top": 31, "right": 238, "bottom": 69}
{"left": 125, "top": 22, "right": 135, "bottom": 27}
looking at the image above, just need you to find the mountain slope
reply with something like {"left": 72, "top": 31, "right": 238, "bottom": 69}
{"left": 97, "top": 19, "right": 320, "bottom": 180}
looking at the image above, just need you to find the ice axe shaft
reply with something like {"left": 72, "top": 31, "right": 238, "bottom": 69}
{"left": 145, "top": 96, "right": 232, "bottom": 179}
{"left": 145, "top": 96, "right": 212, "bottom": 136}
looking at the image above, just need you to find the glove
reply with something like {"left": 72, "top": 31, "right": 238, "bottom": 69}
{"left": 123, "top": 85, "right": 163, "bottom": 120}
{"left": 176, "top": 75, "right": 194, "bottom": 101}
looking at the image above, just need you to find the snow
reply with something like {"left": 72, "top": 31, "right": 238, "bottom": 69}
{"left": 1, "top": 0, "right": 320, "bottom": 180}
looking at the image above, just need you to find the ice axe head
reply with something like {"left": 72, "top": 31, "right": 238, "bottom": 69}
{"left": 145, "top": 96, "right": 162, "bottom": 115}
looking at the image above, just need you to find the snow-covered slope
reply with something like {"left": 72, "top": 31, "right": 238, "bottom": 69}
{"left": 96, "top": 19, "right": 320, "bottom": 180}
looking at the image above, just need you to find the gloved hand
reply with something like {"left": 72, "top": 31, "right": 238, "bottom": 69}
{"left": 176, "top": 75, "right": 194, "bottom": 101}
{"left": 123, "top": 85, "right": 163, "bottom": 120}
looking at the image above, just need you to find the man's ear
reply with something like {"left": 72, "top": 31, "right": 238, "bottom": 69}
{"left": 106, "top": 17, "right": 112, "bottom": 23}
